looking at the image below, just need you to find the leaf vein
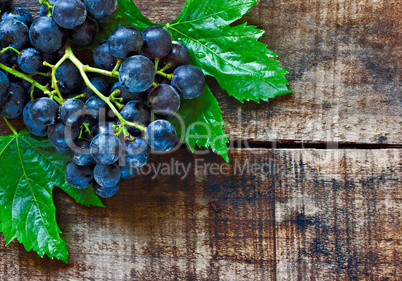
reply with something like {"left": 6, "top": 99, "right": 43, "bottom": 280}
{"left": 16, "top": 137, "right": 56, "bottom": 251}
{"left": 169, "top": 26, "right": 282, "bottom": 92}
{"left": 21, "top": 137, "right": 66, "bottom": 176}
{"left": 0, "top": 136, "right": 15, "bottom": 159}
{"left": 171, "top": 2, "right": 250, "bottom": 26}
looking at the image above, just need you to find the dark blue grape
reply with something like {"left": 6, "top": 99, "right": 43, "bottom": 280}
{"left": 160, "top": 41, "right": 191, "bottom": 69}
{"left": 93, "top": 40, "right": 117, "bottom": 71}
{"left": 119, "top": 55, "right": 155, "bottom": 92}
{"left": 108, "top": 26, "right": 143, "bottom": 59}
{"left": 0, "top": 0, "right": 13, "bottom": 11}
{"left": 70, "top": 138, "right": 96, "bottom": 166}
{"left": 48, "top": 121, "right": 80, "bottom": 154}
{"left": 120, "top": 166, "right": 138, "bottom": 179}
{"left": 65, "top": 162, "right": 93, "bottom": 189}
{"left": 30, "top": 97, "right": 59, "bottom": 126}
{"left": 84, "top": 0, "right": 118, "bottom": 22}
{"left": 148, "top": 84, "right": 180, "bottom": 119}
{"left": 111, "top": 82, "right": 144, "bottom": 104}
{"left": 60, "top": 99, "right": 85, "bottom": 125}
{"left": 40, "top": 5, "right": 48, "bottom": 17}
{"left": 29, "top": 17, "right": 66, "bottom": 54}
{"left": 85, "top": 96, "right": 107, "bottom": 123}
{"left": 0, "top": 83, "right": 26, "bottom": 119}
{"left": 23, "top": 102, "right": 48, "bottom": 137}
{"left": 89, "top": 121, "right": 115, "bottom": 140}
{"left": 2, "top": 7, "right": 33, "bottom": 27}
{"left": 120, "top": 137, "right": 150, "bottom": 169}
{"left": 145, "top": 120, "right": 177, "bottom": 152}
{"left": 0, "top": 19, "right": 29, "bottom": 50}
{"left": 90, "top": 133, "right": 120, "bottom": 164}
{"left": 94, "top": 163, "right": 120, "bottom": 187}
{"left": 0, "top": 71, "right": 10, "bottom": 106}
{"left": 81, "top": 77, "right": 110, "bottom": 99}
{"left": 17, "top": 48, "right": 43, "bottom": 74}
{"left": 68, "top": 18, "right": 98, "bottom": 46}
{"left": 142, "top": 26, "right": 172, "bottom": 59}
{"left": 0, "top": 49, "right": 18, "bottom": 67}
{"left": 55, "top": 60, "right": 83, "bottom": 94}
{"left": 171, "top": 65, "right": 205, "bottom": 99}
{"left": 52, "top": 0, "right": 87, "bottom": 29}
{"left": 120, "top": 100, "right": 150, "bottom": 137}
{"left": 93, "top": 181, "right": 119, "bottom": 198}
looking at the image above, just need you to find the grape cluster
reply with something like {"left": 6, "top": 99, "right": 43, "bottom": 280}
{"left": 0, "top": 0, "right": 206, "bottom": 198}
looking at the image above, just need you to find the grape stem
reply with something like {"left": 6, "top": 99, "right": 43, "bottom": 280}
{"left": 109, "top": 89, "right": 124, "bottom": 110}
{"left": 155, "top": 70, "right": 173, "bottom": 80}
{"left": 159, "top": 62, "right": 172, "bottom": 73}
{"left": 82, "top": 65, "right": 119, "bottom": 78}
{"left": 70, "top": 93, "right": 86, "bottom": 100}
{"left": 3, "top": 117, "right": 17, "bottom": 135}
{"left": 0, "top": 61, "right": 63, "bottom": 104}
{"left": 39, "top": 0, "right": 54, "bottom": 17}
{"left": 44, "top": 54, "right": 68, "bottom": 103}
{"left": 112, "top": 59, "right": 123, "bottom": 74}
{"left": 64, "top": 45, "right": 146, "bottom": 132}
{"left": 0, "top": 46, "right": 21, "bottom": 55}
{"left": 154, "top": 58, "right": 160, "bottom": 71}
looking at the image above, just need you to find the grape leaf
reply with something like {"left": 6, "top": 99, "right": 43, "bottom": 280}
{"left": 169, "top": 85, "right": 229, "bottom": 162}
{"left": 166, "top": 0, "right": 291, "bottom": 103}
{"left": 0, "top": 130, "right": 104, "bottom": 263}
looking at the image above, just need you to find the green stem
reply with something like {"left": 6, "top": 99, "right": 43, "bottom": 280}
{"left": 0, "top": 46, "right": 21, "bottom": 55}
{"left": 0, "top": 63, "right": 64, "bottom": 103}
{"left": 83, "top": 122, "right": 91, "bottom": 135}
{"left": 159, "top": 62, "right": 172, "bottom": 73}
{"left": 44, "top": 54, "right": 68, "bottom": 102}
{"left": 31, "top": 71, "right": 51, "bottom": 78}
{"left": 70, "top": 93, "right": 86, "bottom": 100}
{"left": 152, "top": 82, "right": 158, "bottom": 87}
{"left": 82, "top": 65, "right": 119, "bottom": 78}
{"left": 112, "top": 59, "right": 123, "bottom": 74}
{"left": 29, "top": 85, "right": 35, "bottom": 102}
{"left": 39, "top": 0, "right": 53, "bottom": 16}
{"left": 3, "top": 117, "right": 17, "bottom": 135}
{"left": 65, "top": 45, "right": 146, "bottom": 132}
{"left": 156, "top": 71, "right": 173, "bottom": 80}
{"left": 154, "top": 58, "right": 160, "bottom": 71}
{"left": 109, "top": 89, "right": 124, "bottom": 110}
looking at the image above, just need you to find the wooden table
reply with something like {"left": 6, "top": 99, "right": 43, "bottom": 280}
{"left": 1, "top": 0, "right": 401, "bottom": 280}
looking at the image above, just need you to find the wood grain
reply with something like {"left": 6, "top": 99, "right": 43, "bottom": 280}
{"left": 0, "top": 149, "right": 400, "bottom": 280}
{"left": 275, "top": 149, "right": 402, "bottom": 280}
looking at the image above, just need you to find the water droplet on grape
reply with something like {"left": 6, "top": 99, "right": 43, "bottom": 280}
{"left": 196, "top": 52, "right": 206, "bottom": 58}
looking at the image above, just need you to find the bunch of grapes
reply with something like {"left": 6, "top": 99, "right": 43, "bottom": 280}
{"left": 0, "top": 0, "right": 206, "bottom": 198}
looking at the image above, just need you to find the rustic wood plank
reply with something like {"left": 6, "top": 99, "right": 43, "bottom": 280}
{"left": 275, "top": 149, "right": 402, "bottom": 280}
{"left": 1, "top": 0, "right": 401, "bottom": 144}
{"left": 0, "top": 149, "right": 277, "bottom": 280}
{"left": 219, "top": 0, "right": 402, "bottom": 144}
{"left": 1, "top": 148, "right": 400, "bottom": 280}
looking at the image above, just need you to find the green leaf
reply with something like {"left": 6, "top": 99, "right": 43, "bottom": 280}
{"left": 166, "top": 0, "right": 291, "bottom": 103}
{"left": 170, "top": 85, "right": 229, "bottom": 162}
{"left": 0, "top": 130, "right": 103, "bottom": 263}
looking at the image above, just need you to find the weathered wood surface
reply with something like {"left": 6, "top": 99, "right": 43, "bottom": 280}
{"left": 0, "top": 0, "right": 401, "bottom": 280}
{"left": 0, "top": 149, "right": 400, "bottom": 280}
{"left": 1, "top": 0, "right": 401, "bottom": 144}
